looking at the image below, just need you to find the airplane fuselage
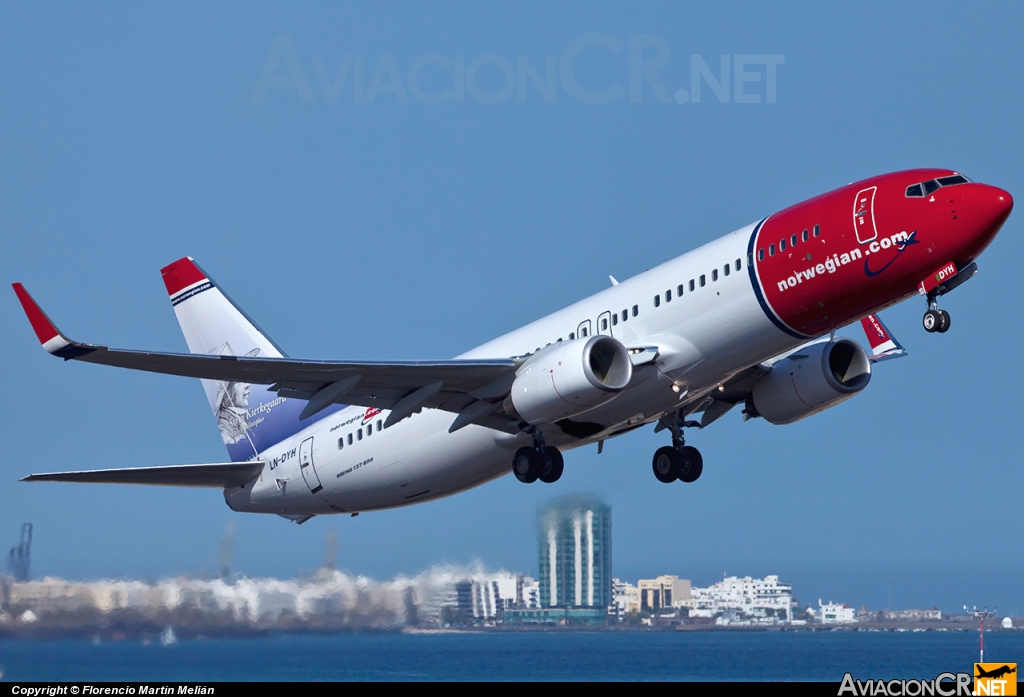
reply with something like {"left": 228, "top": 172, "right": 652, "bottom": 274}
{"left": 225, "top": 168, "right": 1012, "bottom": 516}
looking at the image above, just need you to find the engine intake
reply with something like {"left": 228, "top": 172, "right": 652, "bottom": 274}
{"left": 750, "top": 338, "right": 871, "bottom": 425}
{"left": 507, "top": 336, "right": 632, "bottom": 425}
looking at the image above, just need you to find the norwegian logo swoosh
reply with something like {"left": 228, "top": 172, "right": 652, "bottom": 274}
{"left": 864, "top": 231, "right": 919, "bottom": 277}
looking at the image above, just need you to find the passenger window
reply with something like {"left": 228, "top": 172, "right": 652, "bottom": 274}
{"left": 689, "top": 279, "right": 695, "bottom": 291}
{"left": 813, "top": 225, "right": 820, "bottom": 238}
{"left": 622, "top": 310, "right": 628, "bottom": 322}
{"left": 338, "top": 438, "right": 344, "bottom": 450}
{"left": 665, "top": 290, "right": 672, "bottom": 302}
{"left": 699, "top": 274, "right": 706, "bottom": 287}
{"left": 581, "top": 327, "right": 588, "bottom": 337}
{"left": 357, "top": 428, "right": 362, "bottom": 441}
{"left": 802, "top": 229, "right": 809, "bottom": 242}
{"left": 366, "top": 425, "right": 372, "bottom": 437}
{"left": 677, "top": 284, "right": 684, "bottom": 297}
{"left": 601, "top": 317, "right": 608, "bottom": 330}
{"left": 654, "top": 295, "right": 661, "bottom": 308}
{"left": 377, "top": 420, "right": 382, "bottom": 431}
{"left": 612, "top": 314, "right": 618, "bottom": 326}
{"left": 791, "top": 234, "right": 797, "bottom": 247}
{"left": 736, "top": 259, "right": 742, "bottom": 271}
{"left": 569, "top": 332, "right": 575, "bottom": 340}
{"left": 723, "top": 264, "right": 730, "bottom": 277}
{"left": 758, "top": 249, "right": 765, "bottom": 261}
{"left": 923, "top": 180, "right": 940, "bottom": 194}
{"left": 632, "top": 305, "right": 638, "bottom": 317}
{"left": 769, "top": 244, "right": 775, "bottom": 256}
{"left": 779, "top": 239, "right": 786, "bottom": 252}
{"left": 347, "top": 434, "right": 353, "bottom": 445}
{"left": 712, "top": 269, "right": 718, "bottom": 281}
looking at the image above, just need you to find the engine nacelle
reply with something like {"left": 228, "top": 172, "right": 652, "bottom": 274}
{"left": 507, "top": 336, "right": 633, "bottom": 425}
{"left": 750, "top": 338, "right": 871, "bottom": 425}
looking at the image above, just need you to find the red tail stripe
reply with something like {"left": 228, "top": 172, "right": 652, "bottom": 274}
{"left": 160, "top": 257, "right": 207, "bottom": 297}
{"left": 12, "top": 283, "right": 61, "bottom": 344}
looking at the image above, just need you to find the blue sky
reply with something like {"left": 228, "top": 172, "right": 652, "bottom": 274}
{"left": 1, "top": 2, "right": 1021, "bottom": 614}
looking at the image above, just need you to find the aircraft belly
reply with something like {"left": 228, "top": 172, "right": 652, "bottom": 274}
{"left": 318, "top": 411, "right": 512, "bottom": 512}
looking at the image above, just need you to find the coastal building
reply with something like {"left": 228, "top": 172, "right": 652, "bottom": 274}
{"left": 638, "top": 575, "right": 691, "bottom": 612}
{"left": 883, "top": 608, "right": 941, "bottom": 622}
{"left": 518, "top": 576, "right": 541, "bottom": 609}
{"left": 612, "top": 578, "right": 640, "bottom": 617}
{"left": 818, "top": 599, "right": 856, "bottom": 624}
{"left": 537, "top": 496, "right": 611, "bottom": 609}
{"left": 690, "top": 575, "right": 793, "bottom": 623}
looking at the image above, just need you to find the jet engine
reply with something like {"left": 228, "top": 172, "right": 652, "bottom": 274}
{"left": 748, "top": 338, "right": 871, "bottom": 425}
{"left": 506, "top": 336, "right": 633, "bottom": 425}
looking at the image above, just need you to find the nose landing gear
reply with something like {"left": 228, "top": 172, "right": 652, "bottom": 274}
{"left": 651, "top": 411, "right": 703, "bottom": 484}
{"left": 922, "top": 295, "right": 951, "bottom": 334}
{"left": 512, "top": 428, "right": 564, "bottom": 484}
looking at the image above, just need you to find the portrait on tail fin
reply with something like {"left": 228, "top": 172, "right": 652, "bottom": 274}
{"left": 210, "top": 343, "right": 260, "bottom": 447}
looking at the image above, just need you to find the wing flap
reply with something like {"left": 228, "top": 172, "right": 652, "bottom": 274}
{"left": 20, "top": 462, "right": 265, "bottom": 488}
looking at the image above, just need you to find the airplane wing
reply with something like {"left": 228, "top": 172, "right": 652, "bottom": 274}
{"left": 13, "top": 283, "right": 521, "bottom": 432}
{"left": 20, "top": 461, "right": 265, "bottom": 488}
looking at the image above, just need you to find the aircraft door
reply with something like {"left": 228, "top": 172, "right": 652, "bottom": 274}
{"left": 577, "top": 319, "right": 592, "bottom": 338}
{"left": 597, "top": 311, "right": 613, "bottom": 336}
{"left": 299, "top": 437, "right": 323, "bottom": 494}
{"left": 853, "top": 186, "right": 878, "bottom": 244}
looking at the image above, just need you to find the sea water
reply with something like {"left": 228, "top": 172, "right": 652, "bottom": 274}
{"left": 2, "top": 630, "right": 1021, "bottom": 682}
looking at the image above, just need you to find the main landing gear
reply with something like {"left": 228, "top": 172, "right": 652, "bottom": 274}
{"left": 922, "top": 294, "right": 951, "bottom": 334}
{"left": 652, "top": 411, "right": 703, "bottom": 484}
{"left": 512, "top": 429, "right": 564, "bottom": 484}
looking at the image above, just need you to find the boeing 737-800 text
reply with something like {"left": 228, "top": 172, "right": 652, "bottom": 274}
{"left": 13, "top": 169, "right": 1012, "bottom": 522}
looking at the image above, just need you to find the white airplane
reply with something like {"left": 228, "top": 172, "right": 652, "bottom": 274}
{"left": 13, "top": 169, "right": 1013, "bottom": 523}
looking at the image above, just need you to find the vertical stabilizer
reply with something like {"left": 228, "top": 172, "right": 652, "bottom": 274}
{"left": 161, "top": 257, "right": 344, "bottom": 461}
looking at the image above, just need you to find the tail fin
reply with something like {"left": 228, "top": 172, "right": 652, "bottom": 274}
{"left": 161, "top": 257, "right": 345, "bottom": 461}
{"left": 859, "top": 313, "right": 908, "bottom": 363}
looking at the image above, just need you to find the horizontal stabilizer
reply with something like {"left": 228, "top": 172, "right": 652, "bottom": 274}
{"left": 21, "top": 461, "right": 265, "bottom": 488}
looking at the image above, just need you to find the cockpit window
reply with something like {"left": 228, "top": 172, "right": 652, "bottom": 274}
{"left": 937, "top": 174, "right": 969, "bottom": 187}
{"left": 907, "top": 174, "right": 970, "bottom": 198}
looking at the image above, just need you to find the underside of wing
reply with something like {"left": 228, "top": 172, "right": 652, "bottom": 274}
{"left": 20, "top": 462, "right": 265, "bottom": 488}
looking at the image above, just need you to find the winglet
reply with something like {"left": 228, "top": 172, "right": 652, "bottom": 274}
{"left": 860, "top": 313, "right": 907, "bottom": 363}
{"left": 11, "top": 284, "right": 94, "bottom": 359}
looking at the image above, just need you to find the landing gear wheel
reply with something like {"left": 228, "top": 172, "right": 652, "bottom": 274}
{"left": 678, "top": 446, "right": 704, "bottom": 483}
{"left": 652, "top": 446, "right": 682, "bottom": 483}
{"left": 922, "top": 310, "right": 941, "bottom": 333}
{"left": 538, "top": 447, "right": 564, "bottom": 484}
{"left": 937, "top": 310, "right": 951, "bottom": 333}
{"left": 512, "top": 446, "right": 541, "bottom": 483}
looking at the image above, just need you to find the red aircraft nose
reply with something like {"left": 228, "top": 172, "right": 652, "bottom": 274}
{"left": 954, "top": 183, "right": 1013, "bottom": 260}
{"left": 971, "top": 183, "right": 1013, "bottom": 231}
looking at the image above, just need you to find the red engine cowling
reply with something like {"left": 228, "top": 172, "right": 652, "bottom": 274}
{"left": 750, "top": 338, "right": 871, "bottom": 425}
{"left": 507, "top": 336, "right": 633, "bottom": 425}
